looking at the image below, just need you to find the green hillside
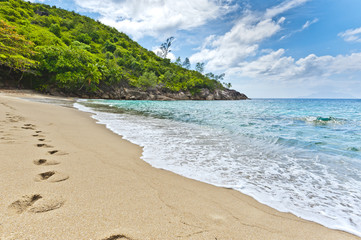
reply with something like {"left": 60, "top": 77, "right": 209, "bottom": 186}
{"left": 0, "top": 0, "right": 237, "bottom": 98}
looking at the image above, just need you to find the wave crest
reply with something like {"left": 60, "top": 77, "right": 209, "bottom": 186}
{"left": 301, "top": 116, "right": 345, "bottom": 125}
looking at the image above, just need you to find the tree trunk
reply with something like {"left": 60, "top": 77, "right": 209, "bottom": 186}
{"left": 17, "top": 72, "right": 24, "bottom": 88}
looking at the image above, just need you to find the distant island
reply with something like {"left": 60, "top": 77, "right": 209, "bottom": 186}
{"left": 0, "top": 0, "right": 247, "bottom": 100}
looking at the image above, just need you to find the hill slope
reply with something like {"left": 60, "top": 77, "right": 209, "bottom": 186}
{"left": 0, "top": 0, "right": 247, "bottom": 100}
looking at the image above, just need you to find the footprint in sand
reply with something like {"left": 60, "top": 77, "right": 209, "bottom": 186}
{"left": 34, "top": 171, "right": 69, "bottom": 182}
{"left": 48, "top": 150, "right": 68, "bottom": 156}
{"left": 35, "top": 130, "right": 42, "bottom": 133}
{"left": 0, "top": 138, "right": 16, "bottom": 144}
{"left": 7, "top": 194, "right": 42, "bottom": 214}
{"left": 38, "top": 138, "right": 46, "bottom": 142}
{"left": 32, "top": 134, "right": 45, "bottom": 137}
{"left": 0, "top": 136, "right": 14, "bottom": 141}
{"left": 102, "top": 235, "right": 133, "bottom": 240}
{"left": 21, "top": 124, "right": 36, "bottom": 130}
{"left": 6, "top": 114, "right": 24, "bottom": 122}
{"left": 36, "top": 143, "right": 53, "bottom": 148}
{"left": 8, "top": 194, "right": 65, "bottom": 214}
{"left": 33, "top": 159, "right": 60, "bottom": 166}
{"left": 21, "top": 126, "right": 35, "bottom": 130}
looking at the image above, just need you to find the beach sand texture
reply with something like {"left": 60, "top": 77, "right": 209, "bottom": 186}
{"left": 0, "top": 91, "right": 359, "bottom": 240}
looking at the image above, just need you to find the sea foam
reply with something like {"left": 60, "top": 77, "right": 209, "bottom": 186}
{"left": 74, "top": 99, "right": 361, "bottom": 237}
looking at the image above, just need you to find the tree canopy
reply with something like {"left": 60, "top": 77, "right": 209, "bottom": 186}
{"left": 0, "top": 20, "right": 37, "bottom": 74}
{"left": 157, "top": 37, "right": 174, "bottom": 59}
{"left": 0, "top": 0, "right": 227, "bottom": 94}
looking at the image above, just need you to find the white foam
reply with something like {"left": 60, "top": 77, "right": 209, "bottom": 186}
{"left": 74, "top": 101, "right": 361, "bottom": 237}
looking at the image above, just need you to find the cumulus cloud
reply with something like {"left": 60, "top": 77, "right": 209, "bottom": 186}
{"left": 189, "top": 0, "right": 361, "bottom": 91}
{"left": 338, "top": 27, "right": 361, "bottom": 42}
{"left": 230, "top": 51, "right": 361, "bottom": 97}
{"left": 190, "top": 0, "right": 308, "bottom": 70}
{"left": 73, "top": 0, "right": 234, "bottom": 40}
{"left": 231, "top": 50, "right": 361, "bottom": 81}
{"left": 190, "top": 12, "right": 283, "bottom": 69}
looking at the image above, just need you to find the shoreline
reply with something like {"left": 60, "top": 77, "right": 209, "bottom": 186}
{"left": 0, "top": 90, "right": 359, "bottom": 240}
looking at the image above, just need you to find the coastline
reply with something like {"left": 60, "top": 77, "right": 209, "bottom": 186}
{"left": 0, "top": 91, "right": 359, "bottom": 240}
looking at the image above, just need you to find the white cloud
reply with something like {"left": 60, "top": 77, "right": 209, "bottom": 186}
{"left": 231, "top": 50, "right": 361, "bottom": 81}
{"left": 189, "top": 0, "right": 361, "bottom": 89}
{"left": 264, "top": 0, "right": 309, "bottom": 19}
{"left": 227, "top": 51, "right": 361, "bottom": 98}
{"left": 339, "top": 27, "right": 361, "bottom": 42}
{"left": 74, "top": 0, "right": 234, "bottom": 40}
{"left": 280, "top": 18, "right": 318, "bottom": 40}
{"left": 232, "top": 49, "right": 295, "bottom": 79}
{"left": 190, "top": 0, "right": 307, "bottom": 70}
{"left": 302, "top": 18, "right": 318, "bottom": 30}
{"left": 190, "top": 14, "right": 283, "bottom": 69}
{"left": 188, "top": 0, "right": 361, "bottom": 97}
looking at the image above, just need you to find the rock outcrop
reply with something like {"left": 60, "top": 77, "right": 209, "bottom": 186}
{"left": 47, "top": 85, "right": 248, "bottom": 100}
{"left": 85, "top": 86, "right": 248, "bottom": 100}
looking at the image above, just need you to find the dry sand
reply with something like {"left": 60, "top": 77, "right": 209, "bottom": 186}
{"left": 0, "top": 90, "right": 359, "bottom": 240}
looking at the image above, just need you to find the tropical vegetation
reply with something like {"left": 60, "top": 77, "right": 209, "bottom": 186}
{"left": 0, "top": 0, "right": 231, "bottom": 96}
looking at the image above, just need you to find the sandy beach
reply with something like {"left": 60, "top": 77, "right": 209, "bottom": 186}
{"left": 0, "top": 91, "right": 359, "bottom": 240}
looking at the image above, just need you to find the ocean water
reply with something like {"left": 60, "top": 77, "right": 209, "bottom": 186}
{"left": 74, "top": 99, "right": 361, "bottom": 236}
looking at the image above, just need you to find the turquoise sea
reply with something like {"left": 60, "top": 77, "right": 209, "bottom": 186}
{"left": 75, "top": 99, "right": 361, "bottom": 236}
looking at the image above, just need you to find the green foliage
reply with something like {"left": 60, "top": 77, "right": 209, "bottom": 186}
{"left": 131, "top": 71, "right": 158, "bottom": 90}
{"left": 182, "top": 57, "right": 191, "bottom": 69}
{"left": 76, "top": 33, "right": 91, "bottom": 44}
{"left": 0, "top": 19, "right": 37, "bottom": 73}
{"left": 104, "top": 59, "right": 125, "bottom": 84}
{"left": 175, "top": 57, "right": 182, "bottom": 67}
{"left": 35, "top": 83, "right": 49, "bottom": 92}
{"left": 158, "top": 37, "right": 174, "bottom": 58}
{"left": 36, "top": 45, "right": 103, "bottom": 91}
{"left": 223, "top": 82, "right": 232, "bottom": 88}
{"left": 49, "top": 23, "right": 61, "bottom": 37}
{"left": 195, "top": 62, "right": 205, "bottom": 73}
{"left": 0, "top": 0, "right": 228, "bottom": 94}
{"left": 104, "top": 40, "right": 116, "bottom": 53}
{"left": 71, "top": 41, "right": 91, "bottom": 51}
{"left": 25, "top": 24, "right": 64, "bottom": 46}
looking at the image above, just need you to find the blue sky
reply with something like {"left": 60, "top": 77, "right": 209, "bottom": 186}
{"left": 30, "top": 0, "right": 361, "bottom": 98}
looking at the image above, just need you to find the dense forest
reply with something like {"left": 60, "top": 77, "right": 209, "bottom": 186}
{"left": 0, "top": 0, "right": 247, "bottom": 100}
